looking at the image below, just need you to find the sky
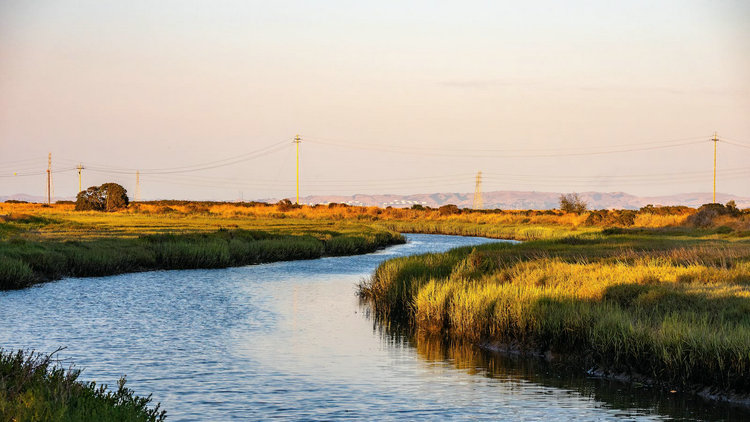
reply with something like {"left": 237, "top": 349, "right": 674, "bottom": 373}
{"left": 1, "top": 0, "right": 749, "bottom": 201}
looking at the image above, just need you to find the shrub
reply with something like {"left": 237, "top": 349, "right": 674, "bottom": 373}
{"left": 438, "top": 204, "right": 460, "bottom": 216}
{"left": 686, "top": 203, "right": 737, "bottom": 228}
{"left": 585, "top": 210, "right": 636, "bottom": 227}
{"left": 276, "top": 199, "right": 300, "bottom": 212}
{"left": 559, "top": 193, "right": 587, "bottom": 214}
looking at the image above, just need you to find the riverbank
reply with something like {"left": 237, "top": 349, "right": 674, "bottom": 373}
{"left": 0, "top": 221, "right": 403, "bottom": 290}
{"left": 0, "top": 349, "right": 165, "bottom": 421}
{"left": 359, "top": 228, "right": 750, "bottom": 405}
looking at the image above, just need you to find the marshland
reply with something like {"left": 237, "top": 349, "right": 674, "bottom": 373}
{"left": 2, "top": 200, "right": 750, "bottom": 419}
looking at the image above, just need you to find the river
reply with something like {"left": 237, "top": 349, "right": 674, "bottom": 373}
{"left": 1, "top": 234, "right": 744, "bottom": 420}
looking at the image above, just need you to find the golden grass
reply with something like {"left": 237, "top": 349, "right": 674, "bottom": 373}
{"left": 361, "top": 232, "right": 750, "bottom": 391}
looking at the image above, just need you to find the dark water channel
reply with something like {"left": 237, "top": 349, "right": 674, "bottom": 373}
{"left": 1, "top": 234, "right": 745, "bottom": 420}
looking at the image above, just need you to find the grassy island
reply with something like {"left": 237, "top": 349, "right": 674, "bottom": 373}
{"left": 360, "top": 204, "right": 750, "bottom": 402}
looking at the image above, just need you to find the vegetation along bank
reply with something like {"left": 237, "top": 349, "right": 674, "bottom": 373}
{"left": 0, "top": 202, "right": 407, "bottom": 290}
{"left": 0, "top": 349, "right": 166, "bottom": 421}
{"left": 360, "top": 203, "right": 750, "bottom": 405}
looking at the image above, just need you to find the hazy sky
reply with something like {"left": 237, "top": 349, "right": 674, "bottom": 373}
{"left": 1, "top": 0, "right": 749, "bottom": 201}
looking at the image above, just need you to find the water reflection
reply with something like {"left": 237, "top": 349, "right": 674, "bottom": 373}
{"left": 396, "top": 331, "right": 749, "bottom": 421}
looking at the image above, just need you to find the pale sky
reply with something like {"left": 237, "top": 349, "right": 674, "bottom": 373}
{"left": 1, "top": 0, "right": 749, "bottom": 201}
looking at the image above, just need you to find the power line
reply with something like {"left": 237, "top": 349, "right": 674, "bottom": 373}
{"left": 58, "top": 140, "right": 291, "bottom": 175}
{"left": 303, "top": 135, "right": 710, "bottom": 158}
{"left": 720, "top": 139, "right": 750, "bottom": 150}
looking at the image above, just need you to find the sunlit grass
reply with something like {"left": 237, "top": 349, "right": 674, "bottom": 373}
{"left": 360, "top": 231, "right": 750, "bottom": 391}
{"left": 0, "top": 204, "right": 405, "bottom": 289}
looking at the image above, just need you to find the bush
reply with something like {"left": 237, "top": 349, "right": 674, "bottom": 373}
{"left": 559, "top": 193, "right": 587, "bottom": 214}
{"left": 639, "top": 204, "right": 693, "bottom": 216}
{"left": 585, "top": 210, "right": 636, "bottom": 227}
{"left": 276, "top": 199, "right": 300, "bottom": 212}
{"left": 686, "top": 203, "right": 738, "bottom": 228}
{"left": 438, "top": 204, "right": 460, "bottom": 216}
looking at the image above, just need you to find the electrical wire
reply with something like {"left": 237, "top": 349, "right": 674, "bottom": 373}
{"left": 303, "top": 137, "right": 709, "bottom": 158}
{"left": 57, "top": 140, "right": 292, "bottom": 175}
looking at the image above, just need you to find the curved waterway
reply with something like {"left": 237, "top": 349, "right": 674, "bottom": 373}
{"left": 1, "top": 234, "right": 745, "bottom": 421}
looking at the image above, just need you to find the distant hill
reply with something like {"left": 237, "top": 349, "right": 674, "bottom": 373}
{"left": 4, "top": 191, "right": 748, "bottom": 210}
{"left": 268, "top": 191, "right": 750, "bottom": 210}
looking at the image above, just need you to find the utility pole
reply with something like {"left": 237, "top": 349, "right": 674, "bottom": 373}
{"left": 135, "top": 170, "right": 141, "bottom": 202}
{"left": 46, "top": 153, "right": 52, "bottom": 205}
{"left": 77, "top": 163, "right": 84, "bottom": 193}
{"left": 473, "top": 171, "right": 483, "bottom": 209}
{"left": 293, "top": 134, "right": 301, "bottom": 204}
{"left": 712, "top": 132, "right": 718, "bottom": 203}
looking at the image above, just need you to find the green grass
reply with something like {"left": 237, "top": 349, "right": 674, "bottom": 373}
{"left": 360, "top": 229, "right": 750, "bottom": 392}
{"left": 0, "top": 349, "right": 165, "bottom": 421}
{"left": 0, "top": 228, "right": 404, "bottom": 290}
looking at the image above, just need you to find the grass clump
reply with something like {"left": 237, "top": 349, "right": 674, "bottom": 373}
{"left": 360, "top": 231, "right": 750, "bottom": 393}
{"left": 0, "top": 349, "right": 165, "bottom": 421}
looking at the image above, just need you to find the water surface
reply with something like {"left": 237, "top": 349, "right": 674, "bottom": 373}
{"left": 1, "top": 234, "right": 744, "bottom": 420}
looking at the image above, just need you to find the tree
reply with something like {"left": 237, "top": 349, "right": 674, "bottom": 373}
{"left": 559, "top": 193, "right": 587, "bottom": 214}
{"left": 75, "top": 183, "right": 129, "bottom": 212}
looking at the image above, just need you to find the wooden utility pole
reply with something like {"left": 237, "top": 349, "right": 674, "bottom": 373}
{"left": 77, "top": 163, "right": 84, "bottom": 193}
{"left": 46, "top": 153, "right": 52, "bottom": 204}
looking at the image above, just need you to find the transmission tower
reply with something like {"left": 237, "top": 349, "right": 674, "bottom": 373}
{"left": 135, "top": 170, "right": 141, "bottom": 202}
{"left": 473, "top": 171, "right": 483, "bottom": 209}
{"left": 712, "top": 132, "right": 718, "bottom": 203}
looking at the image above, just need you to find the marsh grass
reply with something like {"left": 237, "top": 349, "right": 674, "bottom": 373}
{"left": 0, "top": 349, "right": 165, "bottom": 421}
{"left": 360, "top": 231, "right": 750, "bottom": 391}
{"left": 0, "top": 228, "right": 404, "bottom": 290}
